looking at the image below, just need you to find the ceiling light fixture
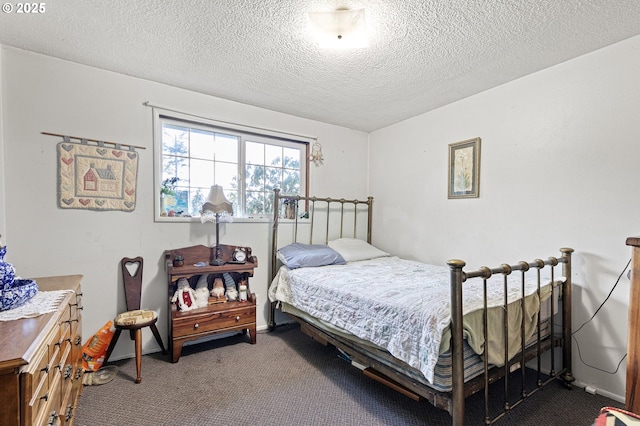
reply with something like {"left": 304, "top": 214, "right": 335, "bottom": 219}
{"left": 308, "top": 8, "right": 368, "bottom": 49}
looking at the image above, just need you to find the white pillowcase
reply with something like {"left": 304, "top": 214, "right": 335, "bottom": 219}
{"left": 327, "top": 238, "right": 390, "bottom": 262}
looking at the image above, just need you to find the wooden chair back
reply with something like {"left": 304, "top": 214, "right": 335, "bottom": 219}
{"left": 121, "top": 256, "right": 143, "bottom": 312}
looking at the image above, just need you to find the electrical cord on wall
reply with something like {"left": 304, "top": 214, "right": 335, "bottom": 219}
{"left": 571, "top": 258, "right": 631, "bottom": 374}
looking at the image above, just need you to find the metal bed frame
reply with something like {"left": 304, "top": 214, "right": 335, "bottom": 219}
{"left": 268, "top": 189, "right": 574, "bottom": 425}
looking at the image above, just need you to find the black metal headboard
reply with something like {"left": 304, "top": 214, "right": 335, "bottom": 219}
{"left": 270, "top": 188, "right": 373, "bottom": 280}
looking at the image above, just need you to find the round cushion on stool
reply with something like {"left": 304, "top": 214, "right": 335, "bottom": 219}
{"left": 115, "top": 309, "right": 157, "bottom": 326}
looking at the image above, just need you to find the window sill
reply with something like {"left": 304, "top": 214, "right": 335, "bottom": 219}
{"left": 154, "top": 216, "right": 310, "bottom": 224}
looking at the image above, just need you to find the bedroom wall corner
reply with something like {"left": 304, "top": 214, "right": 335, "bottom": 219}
{"left": 368, "top": 34, "right": 640, "bottom": 402}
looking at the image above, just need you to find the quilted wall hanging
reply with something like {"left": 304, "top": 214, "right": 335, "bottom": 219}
{"left": 48, "top": 132, "right": 145, "bottom": 212}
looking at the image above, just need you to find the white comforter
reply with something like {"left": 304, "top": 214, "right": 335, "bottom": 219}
{"left": 269, "top": 256, "right": 554, "bottom": 384}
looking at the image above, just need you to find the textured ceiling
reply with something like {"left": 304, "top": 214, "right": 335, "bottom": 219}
{"left": 1, "top": 0, "right": 639, "bottom": 132}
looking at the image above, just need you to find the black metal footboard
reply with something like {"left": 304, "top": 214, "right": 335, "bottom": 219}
{"left": 447, "top": 248, "right": 574, "bottom": 425}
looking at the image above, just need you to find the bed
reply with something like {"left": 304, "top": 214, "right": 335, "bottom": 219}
{"left": 268, "top": 189, "right": 574, "bottom": 425}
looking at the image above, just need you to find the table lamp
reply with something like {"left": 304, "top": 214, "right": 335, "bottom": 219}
{"left": 200, "top": 185, "right": 233, "bottom": 266}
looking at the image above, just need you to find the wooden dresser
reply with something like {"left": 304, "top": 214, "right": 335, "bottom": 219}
{"left": 0, "top": 275, "right": 83, "bottom": 426}
{"left": 627, "top": 237, "right": 640, "bottom": 413}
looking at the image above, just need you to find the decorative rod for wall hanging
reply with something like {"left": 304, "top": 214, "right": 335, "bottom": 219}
{"left": 41, "top": 132, "right": 146, "bottom": 150}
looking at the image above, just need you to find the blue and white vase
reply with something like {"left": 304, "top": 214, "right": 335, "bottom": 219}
{"left": 0, "top": 245, "right": 38, "bottom": 311}
{"left": 0, "top": 246, "right": 16, "bottom": 290}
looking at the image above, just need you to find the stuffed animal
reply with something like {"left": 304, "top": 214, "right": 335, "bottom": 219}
{"left": 210, "top": 277, "right": 225, "bottom": 300}
{"left": 171, "top": 278, "right": 197, "bottom": 311}
{"left": 194, "top": 274, "right": 210, "bottom": 308}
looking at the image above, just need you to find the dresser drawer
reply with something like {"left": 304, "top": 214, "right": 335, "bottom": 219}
{"left": 27, "top": 363, "right": 51, "bottom": 425}
{"left": 59, "top": 343, "right": 75, "bottom": 426}
{"left": 173, "top": 305, "right": 255, "bottom": 338}
{"left": 59, "top": 290, "right": 83, "bottom": 426}
{"left": 69, "top": 291, "right": 83, "bottom": 324}
{"left": 25, "top": 328, "right": 60, "bottom": 426}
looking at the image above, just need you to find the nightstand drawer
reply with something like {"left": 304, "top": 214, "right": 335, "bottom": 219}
{"left": 173, "top": 305, "right": 255, "bottom": 338}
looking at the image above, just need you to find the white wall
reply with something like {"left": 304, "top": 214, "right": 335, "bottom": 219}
{"left": 369, "top": 35, "right": 640, "bottom": 401}
{"left": 0, "top": 46, "right": 369, "bottom": 360}
{"left": 0, "top": 50, "right": 5, "bottom": 240}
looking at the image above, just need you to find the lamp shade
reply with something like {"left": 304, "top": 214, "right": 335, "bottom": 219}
{"left": 202, "top": 185, "right": 233, "bottom": 214}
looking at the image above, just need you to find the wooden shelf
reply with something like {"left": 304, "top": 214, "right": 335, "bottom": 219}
{"left": 165, "top": 245, "right": 257, "bottom": 363}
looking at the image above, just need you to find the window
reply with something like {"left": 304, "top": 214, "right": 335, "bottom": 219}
{"left": 154, "top": 111, "right": 309, "bottom": 220}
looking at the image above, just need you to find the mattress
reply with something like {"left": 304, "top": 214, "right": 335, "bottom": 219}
{"left": 269, "top": 256, "right": 561, "bottom": 385}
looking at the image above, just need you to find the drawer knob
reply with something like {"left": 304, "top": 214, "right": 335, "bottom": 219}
{"left": 235, "top": 316, "right": 241, "bottom": 322}
{"left": 65, "top": 405, "right": 74, "bottom": 420}
{"left": 47, "top": 411, "right": 57, "bottom": 425}
{"left": 193, "top": 323, "right": 199, "bottom": 329}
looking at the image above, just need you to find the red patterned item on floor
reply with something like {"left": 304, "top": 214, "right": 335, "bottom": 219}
{"left": 594, "top": 406, "right": 640, "bottom": 426}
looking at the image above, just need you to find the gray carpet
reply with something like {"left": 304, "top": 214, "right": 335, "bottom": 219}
{"left": 74, "top": 324, "right": 621, "bottom": 425}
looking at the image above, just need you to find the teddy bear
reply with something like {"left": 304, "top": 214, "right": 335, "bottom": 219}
{"left": 210, "top": 277, "right": 225, "bottom": 300}
{"left": 193, "top": 274, "right": 210, "bottom": 309}
{"left": 171, "top": 278, "right": 197, "bottom": 311}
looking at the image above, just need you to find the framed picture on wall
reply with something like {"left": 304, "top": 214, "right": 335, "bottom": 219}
{"left": 448, "top": 137, "right": 481, "bottom": 199}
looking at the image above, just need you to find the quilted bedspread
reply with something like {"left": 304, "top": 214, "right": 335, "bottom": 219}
{"left": 269, "top": 256, "right": 555, "bottom": 384}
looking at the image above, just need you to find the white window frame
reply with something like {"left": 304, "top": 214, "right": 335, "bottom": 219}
{"left": 153, "top": 108, "right": 311, "bottom": 222}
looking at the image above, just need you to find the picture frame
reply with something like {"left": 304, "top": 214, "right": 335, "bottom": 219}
{"left": 448, "top": 137, "right": 481, "bottom": 199}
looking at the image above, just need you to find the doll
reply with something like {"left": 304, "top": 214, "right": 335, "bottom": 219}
{"left": 194, "top": 274, "right": 210, "bottom": 308}
{"left": 223, "top": 273, "right": 238, "bottom": 301}
{"left": 238, "top": 279, "right": 248, "bottom": 302}
{"left": 210, "top": 277, "right": 225, "bottom": 300}
{"left": 171, "top": 278, "right": 196, "bottom": 311}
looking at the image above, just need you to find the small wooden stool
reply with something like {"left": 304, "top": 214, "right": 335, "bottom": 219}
{"left": 104, "top": 257, "right": 167, "bottom": 383}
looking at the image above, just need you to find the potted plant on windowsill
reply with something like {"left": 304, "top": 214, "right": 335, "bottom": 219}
{"left": 282, "top": 198, "right": 298, "bottom": 219}
{"left": 160, "top": 177, "right": 180, "bottom": 216}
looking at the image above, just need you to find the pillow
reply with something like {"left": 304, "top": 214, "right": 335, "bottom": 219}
{"left": 327, "top": 238, "right": 390, "bottom": 262}
{"left": 277, "top": 243, "right": 346, "bottom": 269}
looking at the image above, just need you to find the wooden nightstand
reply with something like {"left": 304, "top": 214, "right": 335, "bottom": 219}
{"left": 165, "top": 244, "right": 257, "bottom": 363}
